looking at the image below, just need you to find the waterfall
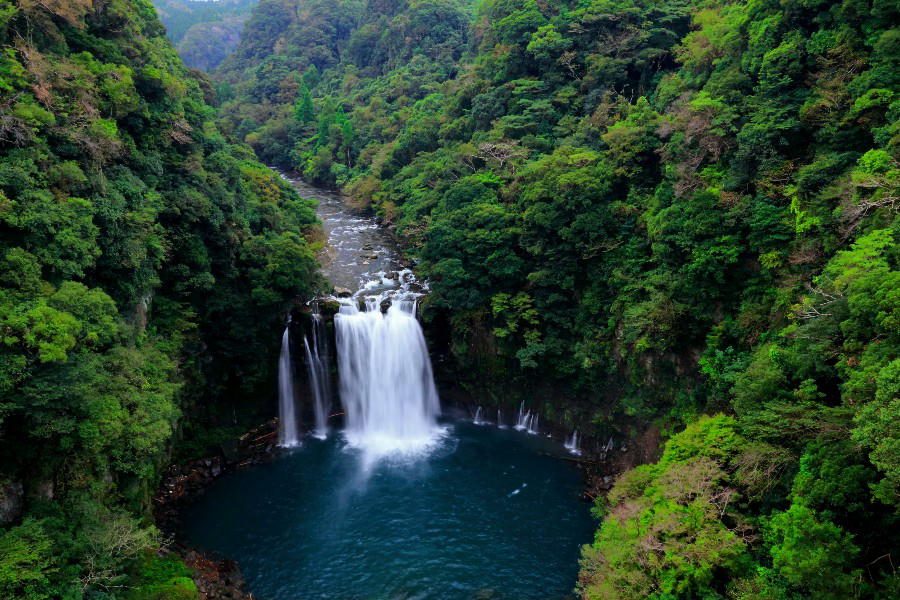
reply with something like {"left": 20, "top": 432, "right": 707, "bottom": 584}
{"left": 528, "top": 414, "right": 539, "bottom": 435}
{"left": 497, "top": 409, "right": 506, "bottom": 429}
{"left": 473, "top": 406, "right": 483, "bottom": 425}
{"left": 600, "top": 436, "right": 615, "bottom": 460}
{"left": 334, "top": 297, "right": 441, "bottom": 456}
{"left": 278, "top": 323, "right": 300, "bottom": 447}
{"left": 304, "top": 310, "right": 332, "bottom": 439}
{"left": 514, "top": 402, "right": 531, "bottom": 431}
{"left": 565, "top": 430, "right": 581, "bottom": 456}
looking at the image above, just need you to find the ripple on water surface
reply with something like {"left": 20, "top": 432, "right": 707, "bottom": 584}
{"left": 180, "top": 422, "right": 595, "bottom": 600}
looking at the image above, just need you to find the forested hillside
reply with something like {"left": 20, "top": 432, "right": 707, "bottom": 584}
{"left": 154, "top": 0, "right": 257, "bottom": 70}
{"left": 0, "top": 0, "right": 321, "bottom": 596}
{"left": 217, "top": 0, "right": 900, "bottom": 597}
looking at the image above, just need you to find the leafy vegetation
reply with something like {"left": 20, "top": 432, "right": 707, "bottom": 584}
{"left": 0, "top": 0, "right": 321, "bottom": 596}
{"left": 0, "top": 0, "right": 897, "bottom": 595}
{"left": 218, "top": 0, "right": 900, "bottom": 596}
{"left": 153, "top": 0, "right": 257, "bottom": 70}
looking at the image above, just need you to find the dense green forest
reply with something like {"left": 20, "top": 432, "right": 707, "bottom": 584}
{"left": 215, "top": 0, "right": 900, "bottom": 597}
{"left": 0, "top": 0, "right": 898, "bottom": 597}
{"left": 0, "top": 0, "right": 321, "bottom": 597}
{"left": 154, "top": 0, "right": 258, "bottom": 70}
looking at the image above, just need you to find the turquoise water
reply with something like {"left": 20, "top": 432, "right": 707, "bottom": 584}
{"left": 180, "top": 421, "right": 594, "bottom": 600}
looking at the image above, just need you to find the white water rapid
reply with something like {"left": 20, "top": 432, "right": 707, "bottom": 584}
{"left": 334, "top": 295, "right": 441, "bottom": 457}
{"left": 278, "top": 323, "right": 300, "bottom": 447}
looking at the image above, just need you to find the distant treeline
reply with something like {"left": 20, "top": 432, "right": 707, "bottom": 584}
{"left": 154, "top": 0, "right": 258, "bottom": 70}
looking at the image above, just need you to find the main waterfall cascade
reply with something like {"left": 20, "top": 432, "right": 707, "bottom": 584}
{"left": 279, "top": 289, "right": 577, "bottom": 456}
{"left": 278, "top": 322, "right": 300, "bottom": 447}
{"left": 334, "top": 294, "right": 442, "bottom": 456}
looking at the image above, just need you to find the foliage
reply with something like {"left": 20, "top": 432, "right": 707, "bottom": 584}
{"left": 2, "top": 0, "right": 899, "bottom": 595}
{"left": 0, "top": 0, "right": 322, "bottom": 596}
{"left": 153, "top": 0, "right": 257, "bottom": 71}
{"left": 216, "top": 0, "right": 900, "bottom": 596}
{"left": 579, "top": 417, "right": 752, "bottom": 600}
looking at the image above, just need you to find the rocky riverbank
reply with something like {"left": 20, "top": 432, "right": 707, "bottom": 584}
{"left": 154, "top": 419, "right": 281, "bottom": 600}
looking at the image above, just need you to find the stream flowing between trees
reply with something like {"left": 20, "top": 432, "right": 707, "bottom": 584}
{"left": 180, "top": 175, "right": 594, "bottom": 599}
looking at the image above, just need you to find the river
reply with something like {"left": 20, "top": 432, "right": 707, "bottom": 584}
{"left": 285, "top": 177, "right": 407, "bottom": 293}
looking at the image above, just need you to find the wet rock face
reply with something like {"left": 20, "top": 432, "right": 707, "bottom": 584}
{"left": 0, "top": 480, "right": 24, "bottom": 525}
{"left": 33, "top": 479, "right": 54, "bottom": 501}
{"left": 183, "top": 551, "right": 252, "bottom": 600}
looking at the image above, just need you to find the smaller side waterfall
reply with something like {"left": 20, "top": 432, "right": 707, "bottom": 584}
{"left": 599, "top": 436, "right": 615, "bottom": 460}
{"left": 514, "top": 402, "right": 539, "bottom": 433}
{"left": 528, "top": 414, "right": 539, "bottom": 435}
{"left": 304, "top": 310, "right": 332, "bottom": 439}
{"left": 473, "top": 406, "right": 483, "bottom": 425}
{"left": 565, "top": 430, "right": 581, "bottom": 456}
{"left": 514, "top": 402, "right": 529, "bottom": 431}
{"left": 497, "top": 409, "right": 506, "bottom": 429}
{"left": 278, "top": 322, "right": 300, "bottom": 447}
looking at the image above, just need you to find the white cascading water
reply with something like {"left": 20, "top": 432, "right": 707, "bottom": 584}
{"left": 600, "top": 436, "right": 615, "bottom": 460}
{"left": 514, "top": 402, "right": 531, "bottom": 431}
{"left": 304, "top": 310, "right": 332, "bottom": 439}
{"left": 565, "top": 430, "right": 581, "bottom": 455}
{"left": 334, "top": 296, "right": 441, "bottom": 456}
{"left": 278, "top": 322, "right": 300, "bottom": 447}
{"left": 473, "top": 406, "right": 483, "bottom": 425}
{"left": 529, "top": 414, "right": 539, "bottom": 435}
{"left": 513, "top": 402, "right": 541, "bottom": 434}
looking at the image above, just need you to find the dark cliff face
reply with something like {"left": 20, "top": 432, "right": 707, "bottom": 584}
{"left": 0, "top": 481, "right": 24, "bottom": 526}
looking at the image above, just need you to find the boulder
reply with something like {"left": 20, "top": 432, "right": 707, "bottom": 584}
{"left": 0, "top": 480, "right": 24, "bottom": 525}
{"left": 33, "top": 479, "right": 54, "bottom": 501}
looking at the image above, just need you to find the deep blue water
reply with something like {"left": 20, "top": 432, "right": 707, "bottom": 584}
{"left": 180, "top": 422, "right": 594, "bottom": 600}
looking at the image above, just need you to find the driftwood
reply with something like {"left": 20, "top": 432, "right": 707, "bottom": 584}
{"left": 250, "top": 431, "right": 277, "bottom": 444}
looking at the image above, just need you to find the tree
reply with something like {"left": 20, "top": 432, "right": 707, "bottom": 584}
{"left": 764, "top": 504, "right": 860, "bottom": 599}
{"left": 294, "top": 84, "right": 315, "bottom": 123}
{"left": 0, "top": 519, "right": 54, "bottom": 600}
